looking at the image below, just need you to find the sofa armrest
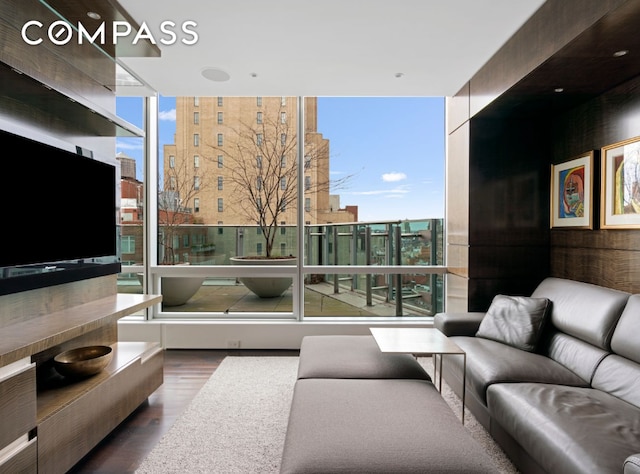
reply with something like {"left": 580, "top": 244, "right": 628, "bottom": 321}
{"left": 434, "top": 312, "right": 486, "bottom": 336}
{"left": 625, "top": 454, "right": 640, "bottom": 474}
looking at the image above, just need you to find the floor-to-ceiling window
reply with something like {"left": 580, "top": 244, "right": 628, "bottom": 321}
{"left": 117, "top": 96, "right": 446, "bottom": 319}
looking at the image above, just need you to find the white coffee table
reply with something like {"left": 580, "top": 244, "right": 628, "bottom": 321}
{"left": 369, "top": 327, "right": 466, "bottom": 423}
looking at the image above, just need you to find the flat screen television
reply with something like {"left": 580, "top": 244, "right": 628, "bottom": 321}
{"left": 0, "top": 128, "right": 120, "bottom": 296}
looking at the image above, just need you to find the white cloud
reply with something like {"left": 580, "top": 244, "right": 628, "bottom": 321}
{"left": 382, "top": 172, "right": 407, "bottom": 182}
{"left": 159, "top": 108, "right": 176, "bottom": 121}
{"left": 349, "top": 185, "right": 410, "bottom": 197}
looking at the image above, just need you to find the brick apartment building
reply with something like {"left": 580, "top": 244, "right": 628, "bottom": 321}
{"left": 163, "top": 96, "right": 357, "bottom": 227}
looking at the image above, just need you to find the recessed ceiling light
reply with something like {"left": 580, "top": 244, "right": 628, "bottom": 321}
{"left": 87, "top": 11, "right": 101, "bottom": 20}
{"left": 554, "top": 88, "right": 564, "bottom": 93}
{"left": 613, "top": 50, "right": 629, "bottom": 57}
{"left": 201, "top": 67, "right": 231, "bottom": 82}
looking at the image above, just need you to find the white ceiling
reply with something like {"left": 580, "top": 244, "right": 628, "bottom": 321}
{"left": 117, "top": 0, "right": 546, "bottom": 97}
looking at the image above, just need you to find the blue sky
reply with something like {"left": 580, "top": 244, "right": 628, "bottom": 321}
{"left": 116, "top": 96, "right": 445, "bottom": 222}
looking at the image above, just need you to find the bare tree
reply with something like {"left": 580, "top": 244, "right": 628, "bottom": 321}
{"left": 208, "top": 103, "right": 352, "bottom": 258}
{"left": 158, "top": 155, "right": 207, "bottom": 264}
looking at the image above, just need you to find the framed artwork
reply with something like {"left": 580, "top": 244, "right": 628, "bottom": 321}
{"left": 601, "top": 136, "right": 640, "bottom": 229}
{"left": 550, "top": 152, "right": 593, "bottom": 229}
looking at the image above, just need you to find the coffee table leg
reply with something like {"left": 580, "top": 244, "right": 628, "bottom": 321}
{"left": 461, "top": 353, "right": 466, "bottom": 425}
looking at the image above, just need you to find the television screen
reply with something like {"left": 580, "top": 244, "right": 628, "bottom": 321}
{"left": 0, "top": 128, "right": 120, "bottom": 294}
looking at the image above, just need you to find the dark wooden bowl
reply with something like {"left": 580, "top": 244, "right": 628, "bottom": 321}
{"left": 53, "top": 345, "right": 113, "bottom": 378}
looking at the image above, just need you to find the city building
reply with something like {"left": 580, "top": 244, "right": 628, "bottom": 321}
{"left": 163, "top": 96, "right": 357, "bottom": 228}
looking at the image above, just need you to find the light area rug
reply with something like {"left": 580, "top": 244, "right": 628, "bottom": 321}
{"left": 136, "top": 356, "right": 519, "bottom": 474}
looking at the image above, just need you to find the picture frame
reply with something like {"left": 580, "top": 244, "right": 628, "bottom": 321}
{"left": 550, "top": 152, "right": 594, "bottom": 229}
{"left": 601, "top": 136, "right": 640, "bottom": 229}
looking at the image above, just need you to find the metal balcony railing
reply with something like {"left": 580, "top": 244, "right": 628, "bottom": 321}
{"left": 118, "top": 218, "right": 445, "bottom": 317}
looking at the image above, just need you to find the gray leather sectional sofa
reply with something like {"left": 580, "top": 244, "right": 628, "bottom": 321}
{"left": 435, "top": 277, "right": 640, "bottom": 474}
{"left": 280, "top": 334, "right": 499, "bottom": 473}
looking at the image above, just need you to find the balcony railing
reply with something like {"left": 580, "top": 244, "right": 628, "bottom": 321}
{"left": 118, "top": 218, "right": 445, "bottom": 318}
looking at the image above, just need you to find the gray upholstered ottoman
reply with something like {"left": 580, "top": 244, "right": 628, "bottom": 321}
{"left": 280, "top": 377, "right": 498, "bottom": 473}
{"left": 297, "top": 334, "right": 430, "bottom": 380}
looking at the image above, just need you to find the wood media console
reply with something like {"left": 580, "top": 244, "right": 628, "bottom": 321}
{"left": 0, "top": 276, "right": 163, "bottom": 474}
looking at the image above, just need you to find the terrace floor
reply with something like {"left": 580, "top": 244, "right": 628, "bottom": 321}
{"left": 118, "top": 279, "right": 432, "bottom": 317}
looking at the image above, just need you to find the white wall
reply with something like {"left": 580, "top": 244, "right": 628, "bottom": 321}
{"left": 118, "top": 319, "right": 434, "bottom": 349}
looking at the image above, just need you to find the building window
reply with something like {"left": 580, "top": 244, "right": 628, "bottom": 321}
{"left": 194, "top": 155, "right": 200, "bottom": 168}
{"left": 257, "top": 111, "right": 262, "bottom": 124}
{"left": 281, "top": 97, "right": 286, "bottom": 106}
{"left": 305, "top": 176, "right": 311, "bottom": 190}
{"left": 194, "top": 97, "right": 199, "bottom": 106}
{"left": 194, "top": 176, "right": 200, "bottom": 190}
{"left": 194, "top": 197, "right": 200, "bottom": 212}
{"left": 256, "top": 155, "right": 262, "bottom": 168}
{"left": 281, "top": 155, "right": 286, "bottom": 168}
{"left": 281, "top": 133, "right": 287, "bottom": 145}
{"left": 218, "top": 176, "right": 223, "bottom": 190}
{"left": 304, "top": 154, "right": 311, "bottom": 169}
{"left": 194, "top": 112, "right": 199, "bottom": 124}
{"left": 281, "top": 112, "right": 286, "bottom": 123}
{"left": 218, "top": 155, "right": 223, "bottom": 168}
{"left": 256, "top": 96, "right": 262, "bottom": 107}
{"left": 305, "top": 197, "right": 311, "bottom": 212}
{"left": 218, "top": 198, "right": 223, "bottom": 212}
{"left": 257, "top": 197, "right": 262, "bottom": 210}
{"left": 280, "top": 222, "right": 286, "bottom": 235}
{"left": 121, "top": 235, "right": 135, "bottom": 254}
{"left": 257, "top": 242, "right": 263, "bottom": 255}
{"left": 280, "top": 242, "right": 286, "bottom": 254}
{"left": 218, "top": 112, "right": 223, "bottom": 124}
{"left": 257, "top": 133, "right": 263, "bottom": 146}
{"left": 194, "top": 134, "right": 199, "bottom": 146}
{"left": 218, "top": 225, "right": 224, "bottom": 235}
{"left": 169, "top": 176, "right": 176, "bottom": 190}
{"left": 280, "top": 177, "right": 286, "bottom": 190}
{"left": 183, "top": 234, "right": 189, "bottom": 247}
{"left": 217, "top": 133, "right": 223, "bottom": 146}
{"left": 217, "top": 97, "right": 223, "bottom": 106}
{"left": 257, "top": 177, "right": 262, "bottom": 190}
{"left": 169, "top": 155, "right": 175, "bottom": 168}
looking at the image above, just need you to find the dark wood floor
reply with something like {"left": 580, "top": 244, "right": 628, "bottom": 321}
{"left": 68, "top": 349, "right": 299, "bottom": 474}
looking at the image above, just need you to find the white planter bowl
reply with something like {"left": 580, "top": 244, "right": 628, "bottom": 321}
{"left": 230, "top": 256, "right": 296, "bottom": 298}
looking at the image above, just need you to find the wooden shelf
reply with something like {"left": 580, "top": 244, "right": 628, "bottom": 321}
{"left": 0, "top": 293, "right": 161, "bottom": 368}
{"left": 36, "top": 341, "right": 161, "bottom": 423}
{"left": 36, "top": 340, "right": 163, "bottom": 474}
{"left": 0, "top": 60, "right": 144, "bottom": 137}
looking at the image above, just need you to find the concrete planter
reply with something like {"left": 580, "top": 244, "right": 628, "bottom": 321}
{"left": 230, "top": 256, "right": 296, "bottom": 298}
{"left": 137, "top": 272, "right": 205, "bottom": 306}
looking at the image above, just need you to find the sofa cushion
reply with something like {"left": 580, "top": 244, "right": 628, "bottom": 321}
{"left": 280, "top": 378, "right": 498, "bottom": 473}
{"left": 296, "top": 335, "right": 430, "bottom": 380}
{"left": 611, "top": 294, "right": 640, "bottom": 363}
{"left": 487, "top": 382, "right": 640, "bottom": 474}
{"left": 476, "top": 294, "right": 550, "bottom": 352}
{"left": 447, "top": 336, "right": 588, "bottom": 404}
{"left": 531, "top": 277, "right": 629, "bottom": 350}
{"left": 434, "top": 312, "right": 486, "bottom": 336}
{"left": 592, "top": 354, "right": 640, "bottom": 409}
{"left": 625, "top": 454, "right": 640, "bottom": 474}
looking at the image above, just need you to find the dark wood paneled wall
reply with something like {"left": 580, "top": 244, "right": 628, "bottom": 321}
{"left": 465, "top": 118, "right": 551, "bottom": 311}
{"left": 550, "top": 75, "right": 640, "bottom": 293}
{"left": 445, "top": 0, "right": 640, "bottom": 310}
{"left": 469, "top": 0, "right": 628, "bottom": 117}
